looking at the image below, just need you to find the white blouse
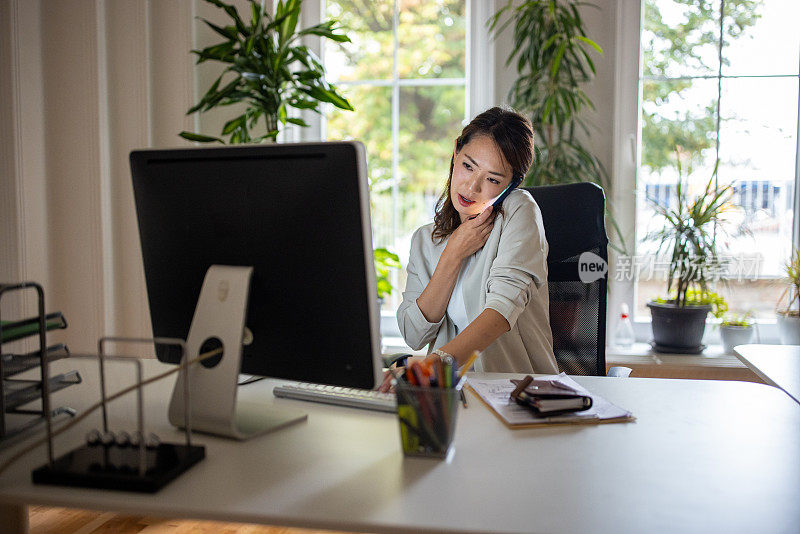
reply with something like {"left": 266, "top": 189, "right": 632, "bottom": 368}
{"left": 397, "top": 189, "right": 558, "bottom": 374}
{"left": 447, "top": 256, "right": 472, "bottom": 334}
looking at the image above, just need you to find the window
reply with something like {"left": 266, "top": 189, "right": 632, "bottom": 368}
{"left": 321, "top": 0, "right": 469, "bottom": 313}
{"left": 635, "top": 0, "right": 800, "bottom": 323}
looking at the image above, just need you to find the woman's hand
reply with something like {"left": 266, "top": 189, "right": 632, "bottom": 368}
{"left": 376, "top": 354, "right": 435, "bottom": 393}
{"left": 444, "top": 206, "right": 495, "bottom": 261}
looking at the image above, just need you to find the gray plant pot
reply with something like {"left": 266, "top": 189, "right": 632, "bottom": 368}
{"left": 776, "top": 313, "right": 800, "bottom": 345}
{"left": 647, "top": 301, "right": 711, "bottom": 351}
{"left": 719, "top": 325, "right": 754, "bottom": 354}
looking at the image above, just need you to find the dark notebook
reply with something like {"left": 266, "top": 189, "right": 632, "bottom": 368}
{"left": 510, "top": 375, "right": 593, "bottom": 416}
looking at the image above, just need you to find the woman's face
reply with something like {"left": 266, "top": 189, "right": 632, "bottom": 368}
{"left": 450, "top": 135, "right": 513, "bottom": 223}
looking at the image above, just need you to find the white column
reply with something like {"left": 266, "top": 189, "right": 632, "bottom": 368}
{"left": 468, "top": 0, "right": 496, "bottom": 117}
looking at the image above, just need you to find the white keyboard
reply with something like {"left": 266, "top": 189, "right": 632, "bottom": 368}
{"left": 272, "top": 382, "right": 397, "bottom": 413}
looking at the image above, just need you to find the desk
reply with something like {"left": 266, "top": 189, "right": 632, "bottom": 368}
{"left": 734, "top": 344, "right": 800, "bottom": 404}
{"left": 0, "top": 360, "right": 799, "bottom": 534}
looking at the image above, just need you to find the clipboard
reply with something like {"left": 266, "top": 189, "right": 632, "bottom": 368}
{"left": 466, "top": 373, "right": 635, "bottom": 429}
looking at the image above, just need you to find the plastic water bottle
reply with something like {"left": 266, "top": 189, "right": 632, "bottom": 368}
{"left": 616, "top": 303, "right": 635, "bottom": 349}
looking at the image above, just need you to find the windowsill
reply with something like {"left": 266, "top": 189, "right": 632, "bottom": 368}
{"left": 606, "top": 342, "right": 764, "bottom": 382}
{"left": 607, "top": 342, "right": 727, "bottom": 359}
{"left": 381, "top": 336, "right": 426, "bottom": 357}
{"left": 383, "top": 338, "right": 754, "bottom": 373}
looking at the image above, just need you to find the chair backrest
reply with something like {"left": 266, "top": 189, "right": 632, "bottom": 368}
{"left": 524, "top": 183, "right": 608, "bottom": 376}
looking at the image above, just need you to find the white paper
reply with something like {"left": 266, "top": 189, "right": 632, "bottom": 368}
{"left": 466, "top": 373, "right": 633, "bottom": 426}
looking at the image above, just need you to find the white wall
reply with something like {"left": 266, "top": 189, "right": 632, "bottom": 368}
{"left": 0, "top": 0, "right": 625, "bottom": 353}
{"left": 1, "top": 0, "right": 201, "bottom": 352}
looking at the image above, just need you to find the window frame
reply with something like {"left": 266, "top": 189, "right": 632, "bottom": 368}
{"left": 294, "top": 0, "right": 494, "bottom": 138}
{"left": 611, "top": 0, "right": 800, "bottom": 345}
{"left": 297, "top": 0, "right": 494, "bottom": 340}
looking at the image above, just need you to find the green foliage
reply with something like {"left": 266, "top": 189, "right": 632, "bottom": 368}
{"left": 489, "top": 1, "right": 628, "bottom": 253}
{"left": 641, "top": 0, "right": 762, "bottom": 172}
{"left": 778, "top": 247, "right": 800, "bottom": 315}
{"left": 325, "top": 0, "right": 466, "bottom": 196}
{"left": 489, "top": 0, "right": 606, "bottom": 189}
{"left": 374, "top": 247, "right": 401, "bottom": 300}
{"left": 653, "top": 289, "right": 728, "bottom": 319}
{"left": 180, "top": 0, "right": 353, "bottom": 144}
{"left": 720, "top": 312, "right": 754, "bottom": 327}
{"left": 646, "top": 153, "right": 734, "bottom": 308}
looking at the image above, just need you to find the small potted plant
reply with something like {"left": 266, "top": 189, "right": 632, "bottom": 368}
{"left": 374, "top": 247, "right": 400, "bottom": 350}
{"left": 776, "top": 248, "right": 800, "bottom": 345}
{"left": 645, "top": 157, "right": 733, "bottom": 353}
{"left": 374, "top": 247, "right": 401, "bottom": 304}
{"left": 719, "top": 312, "right": 755, "bottom": 354}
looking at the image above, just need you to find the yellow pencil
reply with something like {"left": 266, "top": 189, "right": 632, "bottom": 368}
{"left": 458, "top": 350, "right": 480, "bottom": 379}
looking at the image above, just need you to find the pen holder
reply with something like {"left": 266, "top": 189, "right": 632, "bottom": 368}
{"left": 395, "top": 378, "right": 464, "bottom": 459}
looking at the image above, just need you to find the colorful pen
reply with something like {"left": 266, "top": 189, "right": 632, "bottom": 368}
{"left": 458, "top": 350, "right": 480, "bottom": 379}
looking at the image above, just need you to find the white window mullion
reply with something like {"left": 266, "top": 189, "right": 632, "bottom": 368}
{"left": 336, "top": 78, "right": 466, "bottom": 88}
{"left": 390, "top": 0, "right": 401, "bottom": 306}
{"left": 609, "top": 0, "right": 642, "bottom": 342}
{"left": 793, "top": 49, "right": 800, "bottom": 247}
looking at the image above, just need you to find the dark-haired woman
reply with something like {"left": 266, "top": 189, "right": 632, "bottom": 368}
{"left": 391, "top": 107, "right": 557, "bottom": 379}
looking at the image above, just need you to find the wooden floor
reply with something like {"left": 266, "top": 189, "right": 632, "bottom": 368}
{"left": 28, "top": 506, "right": 345, "bottom": 534}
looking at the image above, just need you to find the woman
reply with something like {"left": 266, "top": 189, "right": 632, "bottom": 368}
{"left": 389, "top": 107, "right": 558, "bottom": 382}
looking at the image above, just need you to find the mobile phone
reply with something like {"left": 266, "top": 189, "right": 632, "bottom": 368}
{"left": 468, "top": 174, "right": 524, "bottom": 220}
{"left": 491, "top": 174, "right": 523, "bottom": 209}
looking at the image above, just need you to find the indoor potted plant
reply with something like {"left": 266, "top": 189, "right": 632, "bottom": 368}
{"left": 645, "top": 161, "right": 733, "bottom": 353}
{"left": 776, "top": 248, "right": 800, "bottom": 345}
{"left": 719, "top": 312, "right": 755, "bottom": 354}
{"left": 488, "top": 0, "right": 604, "bottom": 188}
{"left": 489, "top": 0, "right": 625, "bottom": 251}
{"left": 180, "top": 0, "right": 353, "bottom": 143}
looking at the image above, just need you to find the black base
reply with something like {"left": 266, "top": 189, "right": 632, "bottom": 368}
{"left": 650, "top": 341, "right": 707, "bottom": 355}
{"left": 32, "top": 442, "right": 205, "bottom": 493}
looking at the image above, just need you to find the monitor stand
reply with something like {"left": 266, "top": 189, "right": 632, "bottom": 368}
{"left": 168, "top": 265, "right": 307, "bottom": 440}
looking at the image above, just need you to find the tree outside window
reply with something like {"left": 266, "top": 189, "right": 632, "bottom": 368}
{"left": 323, "top": 0, "right": 468, "bottom": 311}
{"left": 637, "top": 0, "right": 800, "bottom": 321}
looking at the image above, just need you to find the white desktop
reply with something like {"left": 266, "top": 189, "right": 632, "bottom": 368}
{"left": 0, "top": 357, "right": 798, "bottom": 534}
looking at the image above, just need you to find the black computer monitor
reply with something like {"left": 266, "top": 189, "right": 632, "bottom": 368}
{"left": 130, "top": 142, "right": 382, "bottom": 389}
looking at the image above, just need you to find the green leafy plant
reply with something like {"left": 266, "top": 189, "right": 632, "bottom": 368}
{"left": 720, "top": 312, "right": 754, "bottom": 328}
{"left": 777, "top": 247, "right": 800, "bottom": 316}
{"left": 646, "top": 156, "right": 733, "bottom": 310}
{"left": 654, "top": 290, "right": 727, "bottom": 319}
{"left": 489, "top": 0, "right": 624, "bottom": 251}
{"left": 374, "top": 247, "right": 401, "bottom": 300}
{"left": 489, "top": 0, "right": 604, "bottom": 186}
{"left": 180, "top": 0, "right": 353, "bottom": 144}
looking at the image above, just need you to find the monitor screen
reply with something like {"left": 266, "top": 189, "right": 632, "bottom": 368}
{"left": 130, "top": 142, "right": 381, "bottom": 389}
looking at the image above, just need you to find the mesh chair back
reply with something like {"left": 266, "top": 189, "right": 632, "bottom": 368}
{"left": 525, "top": 183, "right": 608, "bottom": 376}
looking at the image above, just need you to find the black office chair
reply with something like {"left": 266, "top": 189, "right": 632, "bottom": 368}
{"left": 526, "top": 182, "right": 613, "bottom": 376}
